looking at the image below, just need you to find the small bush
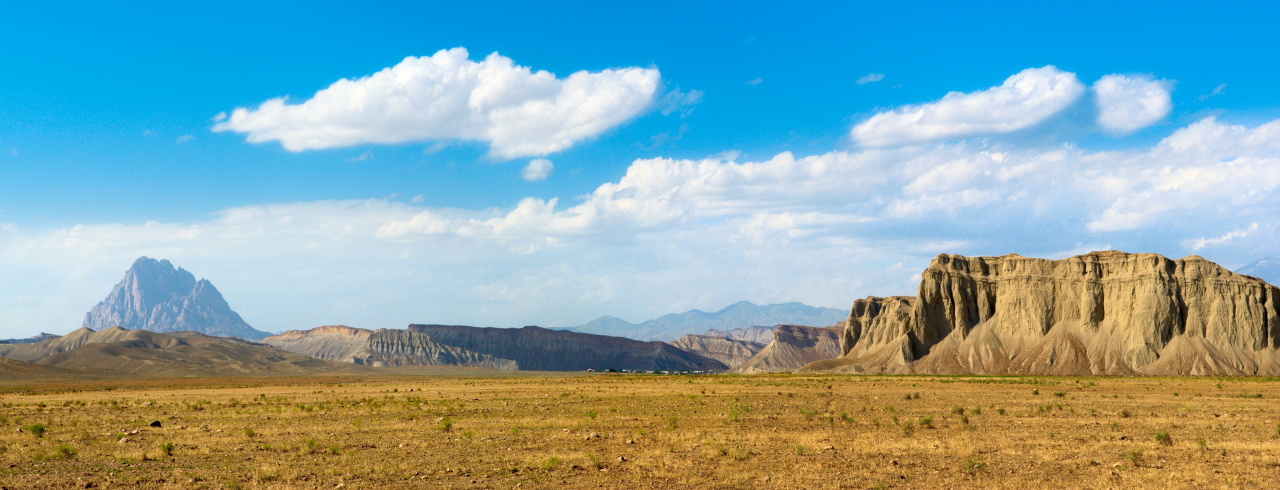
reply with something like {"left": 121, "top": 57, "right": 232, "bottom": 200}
{"left": 963, "top": 458, "right": 985, "bottom": 475}
{"left": 1196, "top": 437, "right": 1207, "bottom": 450}
{"left": 159, "top": 442, "right": 175, "bottom": 456}
{"left": 1126, "top": 448, "right": 1143, "bottom": 466}
{"left": 840, "top": 412, "right": 852, "bottom": 423}
{"left": 53, "top": 444, "right": 76, "bottom": 460}
{"left": 1155, "top": 431, "right": 1172, "bottom": 446}
{"left": 302, "top": 438, "right": 320, "bottom": 455}
{"left": 586, "top": 410, "right": 598, "bottom": 420}
{"left": 971, "top": 406, "right": 982, "bottom": 415}
{"left": 918, "top": 415, "right": 933, "bottom": 428}
{"left": 1032, "top": 389, "right": 1039, "bottom": 395}
{"left": 795, "top": 445, "right": 805, "bottom": 455}
{"left": 26, "top": 424, "right": 46, "bottom": 438}
{"left": 243, "top": 427, "right": 256, "bottom": 438}
{"left": 327, "top": 446, "right": 341, "bottom": 455}
{"left": 952, "top": 405, "right": 965, "bottom": 416}
{"left": 995, "top": 408, "right": 1005, "bottom": 415}
{"left": 439, "top": 418, "right": 453, "bottom": 432}
{"left": 541, "top": 456, "right": 561, "bottom": 470}
{"left": 1119, "top": 409, "right": 1131, "bottom": 418}
{"left": 901, "top": 420, "right": 914, "bottom": 436}
{"left": 667, "top": 417, "right": 677, "bottom": 431}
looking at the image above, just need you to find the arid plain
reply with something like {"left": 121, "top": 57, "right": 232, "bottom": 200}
{"left": 3, "top": 371, "right": 1279, "bottom": 489}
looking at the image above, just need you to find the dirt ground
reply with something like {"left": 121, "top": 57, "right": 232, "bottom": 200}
{"left": 1, "top": 372, "right": 1278, "bottom": 488}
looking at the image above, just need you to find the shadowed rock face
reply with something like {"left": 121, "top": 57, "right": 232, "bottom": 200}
{"left": 728, "top": 325, "right": 843, "bottom": 374}
{"left": 802, "top": 251, "right": 1280, "bottom": 376}
{"left": 669, "top": 334, "right": 766, "bottom": 368}
{"left": 263, "top": 326, "right": 516, "bottom": 370}
{"left": 407, "top": 324, "right": 727, "bottom": 372}
{"left": 82, "top": 257, "right": 271, "bottom": 341}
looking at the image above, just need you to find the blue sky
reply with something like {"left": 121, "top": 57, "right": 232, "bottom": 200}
{"left": 3, "top": 2, "right": 1279, "bottom": 337}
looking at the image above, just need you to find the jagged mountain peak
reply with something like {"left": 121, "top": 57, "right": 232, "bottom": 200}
{"left": 81, "top": 257, "right": 271, "bottom": 341}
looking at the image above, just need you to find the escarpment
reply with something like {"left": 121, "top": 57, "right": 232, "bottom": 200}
{"left": 802, "top": 251, "right": 1280, "bottom": 376}
{"left": 728, "top": 324, "right": 843, "bottom": 374}
{"left": 262, "top": 326, "right": 517, "bottom": 370}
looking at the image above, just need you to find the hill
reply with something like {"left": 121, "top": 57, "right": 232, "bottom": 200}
{"left": 408, "top": 324, "right": 727, "bottom": 372}
{"left": 728, "top": 325, "right": 843, "bottom": 374}
{"left": 566, "top": 301, "right": 846, "bottom": 341}
{"left": 668, "top": 334, "right": 766, "bottom": 368}
{"left": 0, "top": 326, "right": 362, "bottom": 377}
{"left": 803, "top": 251, "right": 1280, "bottom": 376}
{"left": 81, "top": 257, "right": 272, "bottom": 341}
{"left": 263, "top": 325, "right": 516, "bottom": 369}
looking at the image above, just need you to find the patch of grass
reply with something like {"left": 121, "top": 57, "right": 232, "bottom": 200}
{"left": 1196, "top": 437, "right": 1207, "bottom": 450}
{"left": 243, "top": 427, "right": 256, "bottom": 438}
{"left": 1126, "top": 448, "right": 1143, "bottom": 467}
{"left": 53, "top": 444, "right": 76, "bottom": 460}
{"left": 1155, "top": 431, "right": 1172, "bottom": 446}
{"left": 159, "top": 442, "right": 175, "bottom": 456}
{"left": 541, "top": 456, "right": 561, "bottom": 470}
{"left": 439, "top": 417, "right": 453, "bottom": 432}
{"left": 962, "top": 457, "right": 985, "bottom": 475}
{"left": 26, "top": 424, "right": 45, "bottom": 438}
{"left": 668, "top": 417, "right": 677, "bottom": 431}
{"left": 795, "top": 445, "right": 805, "bottom": 455}
{"left": 586, "top": 410, "right": 598, "bottom": 419}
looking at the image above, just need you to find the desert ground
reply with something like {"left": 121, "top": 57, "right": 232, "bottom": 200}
{"left": 1, "top": 371, "right": 1278, "bottom": 488}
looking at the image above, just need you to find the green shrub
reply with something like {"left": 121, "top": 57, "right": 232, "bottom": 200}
{"left": 159, "top": 442, "right": 175, "bottom": 456}
{"left": 541, "top": 456, "right": 561, "bottom": 470}
{"left": 26, "top": 424, "right": 45, "bottom": 438}
{"left": 1155, "top": 431, "right": 1172, "bottom": 446}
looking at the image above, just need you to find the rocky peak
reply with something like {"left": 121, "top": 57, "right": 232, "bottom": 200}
{"left": 81, "top": 257, "right": 271, "bottom": 341}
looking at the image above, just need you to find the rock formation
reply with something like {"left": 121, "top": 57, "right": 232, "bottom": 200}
{"left": 703, "top": 326, "right": 776, "bottom": 344}
{"left": 728, "top": 324, "right": 843, "bottom": 374}
{"left": 82, "top": 257, "right": 271, "bottom": 341}
{"left": 566, "top": 302, "right": 847, "bottom": 341}
{"left": 408, "top": 324, "right": 727, "bottom": 372}
{"left": 669, "top": 334, "right": 766, "bottom": 368}
{"left": 802, "top": 251, "right": 1280, "bottom": 376}
{"left": 263, "top": 325, "right": 516, "bottom": 370}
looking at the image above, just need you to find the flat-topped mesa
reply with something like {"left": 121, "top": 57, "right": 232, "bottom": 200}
{"left": 808, "top": 251, "right": 1280, "bottom": 376}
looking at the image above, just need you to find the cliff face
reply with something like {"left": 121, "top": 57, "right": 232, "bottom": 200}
{"left": 262, "top": 326, "right": 516, "bottom": 370}
{"left": 407, "top": 324, "right": 727, "bottom": 372}
{"left": 669, "top": 334, "right": 766, "bottom": 368}
{"left": 728, "top": 324, "right": 843, "bottom": 374}
{"left": 803, "top": 251, "right": 1280, "bottom": 376}
{"left": 82, "top": 257, "right": 271, "bottom": 341}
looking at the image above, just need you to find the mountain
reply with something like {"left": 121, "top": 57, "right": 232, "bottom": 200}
{"left": 728, "top": 325, "right": 843, "bottom": 374}
{"left": 1238, "top": 257, "right": 1280, "bottom": 286}
{"left": 802, "top": 251, "right": 1280, "bottom": 376}
{"left": 263, "top": 325, "right": 517, "bottom": 370}
{"left": 703, "top": 326, "right": 776, "bottom": 344}
{"left": 668, "top": 334, "right": 766, "bottom": 368}
{"left": 81, "top": 257, "right": 272, "bottom": 341}
{"left": 407, "top": 324, "right": 727, "bottom": 372}
{"left": 0, "top": 333, "right": 60, "bottom": 344}
{"left": 0, "top": 326, "right": 363, "bottom": 377}
{"left": 567, "top": 302, "right": 847, "bottom": 341}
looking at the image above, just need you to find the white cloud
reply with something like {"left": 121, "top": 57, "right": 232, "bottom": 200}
{"left": 175, "top": 135, "right": 194, "bottom": 144}
{"left": 521, "top": 158, "right": 553, "bottom": 182}
{"left": 213, "top": 47, "right": 661, "bottom": 159}
{"left": 346, "top": 151, "right": 374, "bottom": 163}
{"left": 1093, "top": 74, "right": 1172, "bottom": 133}
{"left": 1198, "top": 83, "right": 1226, "bottom": 102}
{"left": 1193, "top": 223, "right": 1258, "bottom": 250}
{"left": 851, "top": 66, "right": 1085, "bottom": 147}
{"left": 856, "top": 73, "right": 884, "bottom": 85}
{"left": 746, "top": 78, "right": 763, "bottom": 86}
{"left": 660, "top": 89, "right": 702, "bottom": 117}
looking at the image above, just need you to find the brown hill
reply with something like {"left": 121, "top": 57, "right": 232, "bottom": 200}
{"left": 801, "top": 251, "right": 1280, "bottom": 376}
{"left": 669, "top": 334, "right": 766, "bottom": 368}
{"left": 407, "top": 324, "right": 727, "bottom": 372}
{"left": 703, "top": 326, "right": 776, "bottom": 344}
{"left": 0, "top": 326, "right": 364, "bottom": 377}
{"left": 263, "top": 326, "right": 516, "bottom": 370}
{"left": 728, "top": 324, "right": 843, "bottom": 374}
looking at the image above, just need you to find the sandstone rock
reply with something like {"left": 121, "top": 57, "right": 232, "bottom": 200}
{"left": 729, "top": 324, "right": 843, "bottom": 373}
{"left": 802, "top": 251, "right": 1280, "bottom": 376}
{"left": 262, "top": 325, "right": 518, "bottom": 370}
{"left": 668, "top": 334, "right": 766, "bottom": 368}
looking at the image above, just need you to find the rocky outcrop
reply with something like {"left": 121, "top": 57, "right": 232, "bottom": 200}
{"left": 81, "top": 257, "right": 271, "bottom": 341}
{"left": 262, "top": 326, "right": 517, "bottom": 370}
{"left": 703, "top": 326, "right": 776, "bottom": 344}
{"left": 408, "top": 324, "right": 727, "bottom": 372}
{"left": 802, "top": 251, "right": 1280, "bottom": 376}
{"left": 669, "top": 334, "right": 766, "bottom": 368}
{"left": 728, "top": 324, "right": 843, "bottom": 374}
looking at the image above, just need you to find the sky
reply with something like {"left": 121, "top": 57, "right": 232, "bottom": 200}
{"left": 3, "top": 1, "right": 1280, "bottom": 338}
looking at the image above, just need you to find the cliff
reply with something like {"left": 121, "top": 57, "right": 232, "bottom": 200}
{"left": 669, "top": 334, "right": 766, "bottom": 368}
{"left": 728, "top": 324, "right": 843, "bottom": 374}
{"left": 262, "top": 326, "right": 516, "bottom": 370}
{"left": 408, "top": 324, "right": 727, "bottom": 372}
{"left": 802, "top": 251, "right": 1280, "bottom": 375}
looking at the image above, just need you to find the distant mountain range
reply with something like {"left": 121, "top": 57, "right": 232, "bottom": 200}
{"left": 81, "top": 257, "right": 272, "bottom": 341}
{"left": 560, "top": 301, "right": 848, "bottom": 341}
{"left": 1238, "top": 257, "right": 1280, "bottom": 286}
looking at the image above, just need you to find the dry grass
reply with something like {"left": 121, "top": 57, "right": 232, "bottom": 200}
{"left": 0, "top": 373, "right": 1278, "bottom": 487}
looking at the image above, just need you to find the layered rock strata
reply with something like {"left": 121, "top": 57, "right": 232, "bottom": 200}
{"left": 262, "top": 326, "right": 516, "bottom": 370}
{"left": 802, "top": 251, "right": 1280, "bottom": 376}
{"left": 729, "top": 324, "right": 843, "bottom": 374}
{"left": 669, "top": 334, "right": 766, "bottom": 368}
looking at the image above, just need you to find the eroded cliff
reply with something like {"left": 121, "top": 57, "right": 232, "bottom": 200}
{"left": 802, "top": 251, "right": 1280, "bottom": 375}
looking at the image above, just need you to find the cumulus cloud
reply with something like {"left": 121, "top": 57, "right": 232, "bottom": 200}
{"left": 856, "top": 73, "right": 885, "bottom": 85}
{"left": 521, "top": 158, "right": 553, "bottom": 182}
{"left": 213, "top": 48, "right": 661, "bottom": 159}
{"left": 1093, "top": 74, "right": 1173, "bottom": 133}
{"left": 851, "top": 66, "right": 1085, "bottom": 147}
